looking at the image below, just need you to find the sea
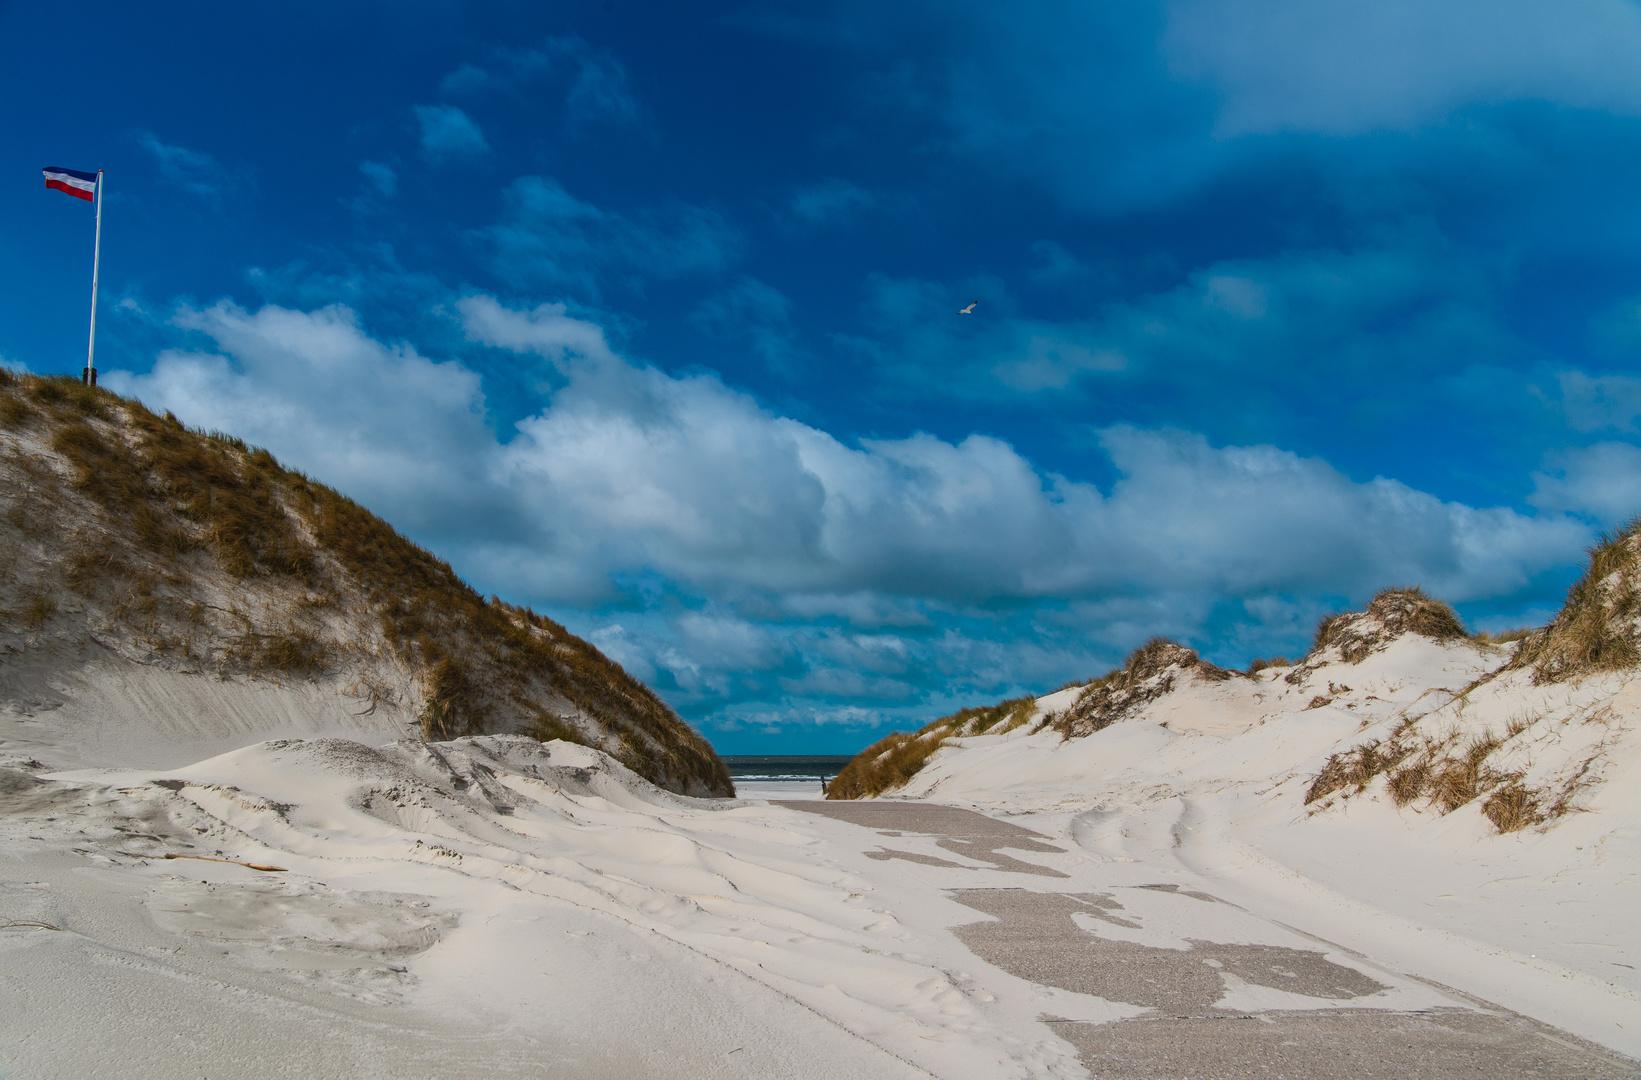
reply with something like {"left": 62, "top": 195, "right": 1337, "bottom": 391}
{"left": 722, "top": 755, "right": 854, "bottom": 800}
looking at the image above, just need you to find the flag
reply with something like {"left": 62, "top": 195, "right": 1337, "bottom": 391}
{"left": 43, "top": 166, "right": 97, "bottom": 202}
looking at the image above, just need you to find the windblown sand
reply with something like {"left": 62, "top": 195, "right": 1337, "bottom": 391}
{"left": 1, "top": 633, "right": 1637, "bottom": 1077}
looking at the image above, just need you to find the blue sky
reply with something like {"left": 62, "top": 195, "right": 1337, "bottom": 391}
{"left": 5, "top": 1, "right": 1641, "bottom": 753}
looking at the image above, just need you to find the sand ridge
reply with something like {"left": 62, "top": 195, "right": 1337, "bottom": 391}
{"left": 877, "top": 629, "right": 1641, "bottom": 1061}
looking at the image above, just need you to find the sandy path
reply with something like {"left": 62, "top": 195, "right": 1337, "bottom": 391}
{"left": 0, "top": 739, "right": 942, "bottom": 1080}
{"left": 779, "top": 800, "right": 1638, "bottom": 1079}
{"left": 4, "top": 732, "right": 1633, "bottom": 1079}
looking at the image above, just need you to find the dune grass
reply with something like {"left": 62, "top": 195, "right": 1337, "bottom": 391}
{"left": 1051, "top": 637, "right": 1236, "bottom": 740}
{"left": 1308, "top": 587, "right": 1468, "bottom": 665}
{"left": 826, "top": 695, "right": 1037, "bottom": 800}
{"left": 1304, "top": 527, "right": 1641, "bottom": 830}
{"left": 1473, "top": 627, "right": 1534, "bottom": 646}
{"left": 0, "top": 374, "right": 731, "bottom": 797}
{"left": 1507, "top": 519, "right": 1641, "bottom": 683}
{"left": 23, "top": 595, "right": 54, "bottom": 629}
{"left": 829, "top": 637, "right": 1253, "bottom": 798}
{"left": 1305, "top": 717, "right": 1568, "bottom": 834}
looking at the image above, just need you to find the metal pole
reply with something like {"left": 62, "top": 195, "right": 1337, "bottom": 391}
{"left": 84, "top": 170, "right": 103, "bottom": 387}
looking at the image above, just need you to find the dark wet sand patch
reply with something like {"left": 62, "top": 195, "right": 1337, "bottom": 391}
{"left": 776, "top": 800, "right": 1068, "bottom": 877}
{"left": 951, "top": 888, "right": 1386, "bottom": 1013}
{"left": 776, "top": 801, "right": 1639, "bottom": 1078}
{"left": 1051, "top": 1010, "right": 1638, "bottom": 1079}
{"left": 775, "top": 800, "right": 1056, "bottom": 839}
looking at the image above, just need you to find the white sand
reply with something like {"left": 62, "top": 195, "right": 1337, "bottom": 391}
{"left": 893, "top": 634, "right": 1641, "bottom": 1058}
{"left": 1, "top": 635, "right": 1636, "bottom": 1076}
{"left": 1, "top": 728, "right": 1094, "bottom": 1078}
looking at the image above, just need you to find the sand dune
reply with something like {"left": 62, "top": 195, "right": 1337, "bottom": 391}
{"left": 4, "top": 718, "right": 1634, "bottom": 1076}
{"left": 2, "top": 375, "right": 1635, "bottom": 1075}
{"left": 1, "top": 734, "right": 1082, "bottom": 1077}
{"left": 872, "top": 623, "right": 1641, "bottom": 1060}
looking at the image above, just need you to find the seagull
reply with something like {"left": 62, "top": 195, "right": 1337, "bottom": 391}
{"left": 958, "top": 300, "right": 979, "bottom": 314}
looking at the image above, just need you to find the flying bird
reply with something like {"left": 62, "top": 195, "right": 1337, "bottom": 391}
{"left": 958, "top": 300, "right": 979, "bottom": 314}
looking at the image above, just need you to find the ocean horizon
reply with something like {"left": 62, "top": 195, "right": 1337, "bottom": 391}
{"left": 720, "top": 755, "right": 854, "bottom": 782}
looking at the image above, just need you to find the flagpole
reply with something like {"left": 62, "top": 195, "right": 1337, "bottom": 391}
{"left": 84, "top": 170, "right": 103, "bottom": 387}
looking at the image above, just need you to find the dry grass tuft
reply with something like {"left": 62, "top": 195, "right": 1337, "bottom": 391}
{"left": 1307, "top": 719, "right": 1568, "bottom": 835}
{"left": 1507, "top": 519, "right": 1641, "bottom": 683}
{"left": 131, "top": 409, "right": 316, "bottom": 580}
{"left": 1052, "top": 638, "right": 1237, "bottom": 740}
{"left": 260, "top": 629, "right": 323, "bottom": 673}
{"left": 227, "top": 627, "right": 326, "bottom": 676}
{"left": 23, "top": 595, "right": 55, "bottom": 629}
{"left": 525, "top": 706, "right": 592, "bottom": 747}
{"left": 1481, "top": 783, "right": 1544, "bottom": 833}
{"left": 65, "top": 534, "right": 130, "bottom": 593}
{"left": 420, "top": 657, "right": 477, "bottom": 742}
{"left": 1428, "top": 733, "right": 1504, "bottom": 812}
{"left": 1473, "top": 627, "right": 1533, "bottom": 646}
{"left": 1305, "top": 738, "right": 1415, "bottom": 804}
{"left": 0, "top": 394, "right": 31, "bottom": 429}
{"left": 1312, "top": 587, "right": 1467, "bottom": 661}
{"left": 1387, "top": 759, "right": 1431, "bottom": 807}
{"left": 827, "top": 731, "right": 946, "bottom": 800}
{"left": 827, "top": 694, "right": 1038, "bottom": 800}
{"left": 1287, "top": 587, "right": 1469, "bottom": 684}
{"left": 28, "top": 376, "right": 107, "bottom": 419}
{"left": 51, "top": 421, "right": 140, "bottom": 515}
{"left": 951, "top": 695, "right": 1039, "bottom": 736}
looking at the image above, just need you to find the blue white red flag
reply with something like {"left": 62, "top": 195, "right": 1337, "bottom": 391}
{"left": 43, "top": 166, "right": 98, "bottom": 202}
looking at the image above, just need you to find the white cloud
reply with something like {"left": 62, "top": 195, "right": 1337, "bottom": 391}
{"left": 113, "top": 294, "right": 1587, "bottom": 607}
{"left": 1090, "top": 426, "right": 1584, "bottom": 601}
{"left": 789, "top": 179, "right": 878, "bottom": 226}
{"left": 438, "top": 36, "right": 642, "bottom": 132}
{"left": 358, "top": 161, "right": 398, "bottom": 198}
{"left": 992, "top": 336, "right": 1125, "bottom": 392}
{"left": 456, "top": 294, "right": 616, "bottom": 365}
{"left": 107, "top": 295, "right": 1594, "bottom": 728}
{"left": 134, "top": 131, "right": 243, "bottom": 202}
{"left": 102, "top": 301, "right": 506, "bottom": 541}
{"left": 1203, "top": 275, "right": 1268, "bottom": 319}
{"left": 861, "top": 244, "right": 1508, "bottom": 402}
{"left": 813, "top": 1, "right": 1641, "bottom": 210}
{"left": 462, "top": 295, "right": 1581, "bottom": 605}
{"left": 1559, "top": 371, "right": 1641, "bottom": 432}
{"left": 1165, "top": 0, "right": 1641, "bottom": 135}
{"left": 1529, "top": 441, "right": 1641, "bottom": 524}
{"left": 414, "top": 105, "right": 489, "bottom": 161}
{"left": 565, "top": 50, "right": 641, "bottom": 130}
{"left": 477, "top": 176, "right": 741, "bottom": 296}
{"left": 438, "top": 62, "right": 494, "bottom": 96}
{"left": 691, "top": 277, "right": 804, "bottom": 373}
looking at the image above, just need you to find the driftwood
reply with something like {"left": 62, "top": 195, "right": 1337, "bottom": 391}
{"left": 163, "top": 853, "right": 287, "bottom": 872}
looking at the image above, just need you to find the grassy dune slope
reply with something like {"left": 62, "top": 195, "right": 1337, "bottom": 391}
{"left": 0, "top": 372, "right": 731, "bottom": 797}
{"left": 829, "top": 558, "right": 1641, "bottom": 818}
